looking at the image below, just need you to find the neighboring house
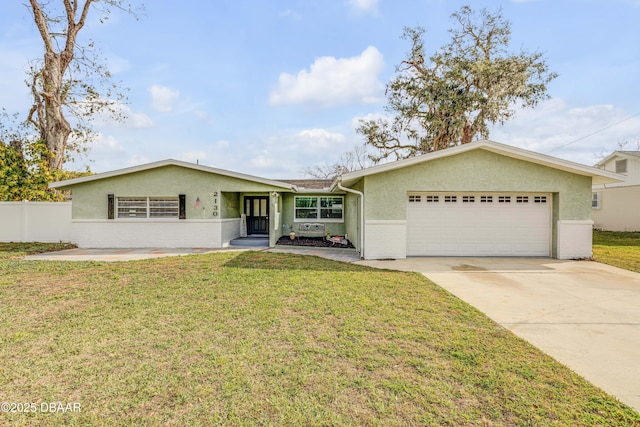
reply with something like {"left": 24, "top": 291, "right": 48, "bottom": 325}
{"left": 592, "top": 151, "right": 640, "bottom": 232}
{"left": 50, "top": 140, "right": 621, "bottom": 259}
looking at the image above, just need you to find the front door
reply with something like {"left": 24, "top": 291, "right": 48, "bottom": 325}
{"left": 245, "top": 196, "right": 269, "bottom": 235}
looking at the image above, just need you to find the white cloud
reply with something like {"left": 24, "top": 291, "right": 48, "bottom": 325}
{"left": 279, "top": 9, "right": 302, "bottom": 20}
{"left": 348, "top": 99, "right": 640, "bottom": 168}
{"left": 89, "top": 133, "right": 125, "bottom": 155}
{"left": 126, "top": 154, "right": 152, "bottom": 167}
{"left": 149, "top": 84, "right": 180, "bottom": 112}
{"left": 70, "top": 133, "right": 127, "bottom": 172}
{"left": 105, "top": 54, "right": 131, "bottom": 75}
{"left": 490, "top": 98, "right": 640, "bottom": 165}
{"left": 269, "top": 46, "right": 385, "bottom": 107}
{"left": 180, "top": 151, "right": 209, "bottom": 164}
{"left": 238, "top": 128, "right": 352, "bottom": 177}
{"left": 194, "top": 109, "right": 215, "bottom": 125}
{"left": 214, "top": 140, "right": 230, "bottom": 150}
{"left": 87, "top": 101, "right": 154, "bottom": 129}
{"left": 348, "top": 0, "right": 379, "bottom": 13}
{"left": 250, "top": 152, "right": 277, "bottom": 170}
{"left": 176, "top": 140, "right": 234, "bottom": 171}
{"left": 264, "top": 128, "right": 347, "bottom": 156}
{"left": 351, "top": 112, "right": 388, "bottom": 129}
{"left": 127, "top": 110, "right": 155, "bottom": 129}
{"left": 295, "top": 129, "right": 346, "bottom": 153}
{"left": 0, "top": 42, "right": 35, "bottom": 112}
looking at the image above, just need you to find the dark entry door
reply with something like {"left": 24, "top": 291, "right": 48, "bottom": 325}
{"left": 245, "top": 196, "right": 269, "bottom": 235}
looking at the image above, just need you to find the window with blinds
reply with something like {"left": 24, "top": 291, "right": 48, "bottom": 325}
{"left": 149, "top": 198, "right": 180, "bottom": 218}
{"left": 117, "top": 197, "right": 179, "bottom": 219}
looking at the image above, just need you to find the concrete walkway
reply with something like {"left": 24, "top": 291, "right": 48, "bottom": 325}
{"left": 24, "top": 247, "right": 246, "bottom": 262}
{"left": 357, "top": 257, "right": 640, "bottom": 413}
{"left": 266, "top": 246, "right": 361, "bottom": 263}
{"left": 24, "top": 245, "right": 362, "bottom": 263}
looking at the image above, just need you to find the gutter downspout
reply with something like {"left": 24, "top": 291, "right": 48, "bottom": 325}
{"left": 336, "top": 177, "right": 365, "bottom": 259}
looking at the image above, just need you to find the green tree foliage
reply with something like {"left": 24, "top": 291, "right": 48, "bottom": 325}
{"left": 1, "top": 139, "right": 59, "bottom": 201}
{"left": 0, "top": 139, "right": 90, "bottom": 201}
{"left": 0, "top": 142, "right": 32, "bottom": 201}
{"left": 358, "top": 6, "right": 558, "bottom": 162}
{"left": 1, "top": 112, "right": 89, "bottom": 201}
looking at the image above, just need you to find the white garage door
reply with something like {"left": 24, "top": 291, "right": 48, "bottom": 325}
{"left": 406, "top": 193, "right": 551, "bottom": 256}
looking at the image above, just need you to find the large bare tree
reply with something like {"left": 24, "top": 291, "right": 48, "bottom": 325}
{"left": 303, "top": 145, "right": 372, "bottom": 180}
{"left": 358, "top": 6, "right": 557, "bottom": 162}
{"left": 26, "top": 0, "right": 141, "bottom": 170}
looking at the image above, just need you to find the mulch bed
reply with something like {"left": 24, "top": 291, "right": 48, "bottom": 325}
{"left": 276, "top": 236, "right": 355, "bottom": 249}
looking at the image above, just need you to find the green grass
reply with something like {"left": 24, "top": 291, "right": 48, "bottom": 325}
{"left": 1, "top": 244, "right": 638, "bottom": 426}
{"left": 0, "top": 242, "right": 76, "bottom": 259}
{"left": 593, "top": 230, "right": 640, "bottom": 273}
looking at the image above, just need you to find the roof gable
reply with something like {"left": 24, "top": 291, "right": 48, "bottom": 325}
{"left": 595, "top": 151, "right": 640, "bottom": 168}
{"left": 50, "top": 159, "right": 296, "bottom": 190}
{"left": 334, "top": 140, "right": 623, "bottom": 188}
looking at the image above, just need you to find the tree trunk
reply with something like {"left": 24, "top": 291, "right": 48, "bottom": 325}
{"left": 461, "top": 122, "right": 473, "bottom": 144}
{"left": 42, "top": 52, "right": 72, "bottom": 170}
{"left": 28, "top": 0, "right": 92, "bottom": 171}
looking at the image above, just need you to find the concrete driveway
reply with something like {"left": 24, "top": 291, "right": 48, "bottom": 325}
{"left": 357, "top": 257, "right": 640, "bottom": 412}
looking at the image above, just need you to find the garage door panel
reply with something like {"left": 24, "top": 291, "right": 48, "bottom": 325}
{"left": 407, "top": 192, "right": 551, "bottom": 257}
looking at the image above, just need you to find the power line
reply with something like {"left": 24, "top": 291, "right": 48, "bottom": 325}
{"left": 546, "top": 112, "right": 640, "bottom": 153}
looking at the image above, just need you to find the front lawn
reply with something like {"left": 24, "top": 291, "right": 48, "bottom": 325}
{"left": 0, "top": 242, "right": 76, "bottom": 259}
{"left": 593, "top": 230, "right": 640, "bottom": 273}
{"left": 1, "top": 244, "right": 638, "bottom": 426}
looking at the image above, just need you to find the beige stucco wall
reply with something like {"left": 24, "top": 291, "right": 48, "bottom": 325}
{"left": 599, "top": 155, "right": 640, "bottom": 187}
{"left": 67, "top": 165, "right": 284, "bottom": 220}
{"left": 362, "top": 150, "right": 592, "bottom": 221}
{"left": 592, "top": 185, "right": 640, "bottom": 231}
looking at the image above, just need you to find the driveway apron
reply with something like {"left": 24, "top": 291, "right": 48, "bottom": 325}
{"left": 357, "top": 257, "right": 640, "bottom": 412}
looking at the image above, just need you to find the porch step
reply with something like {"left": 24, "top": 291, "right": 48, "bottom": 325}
{"left": 229, "top": 237, "right": 269, "bottom": 247}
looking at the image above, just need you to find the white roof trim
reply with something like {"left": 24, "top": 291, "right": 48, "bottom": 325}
{"left": 333, "top": 140, "right": 623, "bottom": 188}
{"left": 594, "top": 151, "right": 640, "bottom": 168}
{"left": 50, "top": 159, "right": 296, "bottom": 190}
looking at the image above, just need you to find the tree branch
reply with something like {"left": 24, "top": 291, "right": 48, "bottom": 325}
{"left": 29, "top": 0, "right": 55, "bottom": 53}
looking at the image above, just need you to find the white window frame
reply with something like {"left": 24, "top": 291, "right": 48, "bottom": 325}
{"left": 592, "top": 192, "right": 602, "bottom": 210}
{"left": 615, "top": 159, "right": 628, "bottom": 174}
{"left": 294, "top": 196, "right": 344, "bottom": 222}
{"left": 117, "top": 197, "right": 180, "bottom": 219}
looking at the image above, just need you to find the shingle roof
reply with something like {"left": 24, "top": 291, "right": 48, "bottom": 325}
{"left": 277, "top": 179, "right": 333, "bottom": 190}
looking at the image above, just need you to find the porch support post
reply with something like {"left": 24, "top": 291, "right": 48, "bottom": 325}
{"left": 337, "top": 177, "right": 364, "bottom": 259}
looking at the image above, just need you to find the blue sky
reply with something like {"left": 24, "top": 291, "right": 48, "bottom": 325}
{"left": 1, "top": 0, "right": 640, "bottom": 178}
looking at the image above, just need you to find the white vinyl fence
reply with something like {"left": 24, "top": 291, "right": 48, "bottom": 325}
{"left": 0, "top": 201, "right": 72, "bottom": 243}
